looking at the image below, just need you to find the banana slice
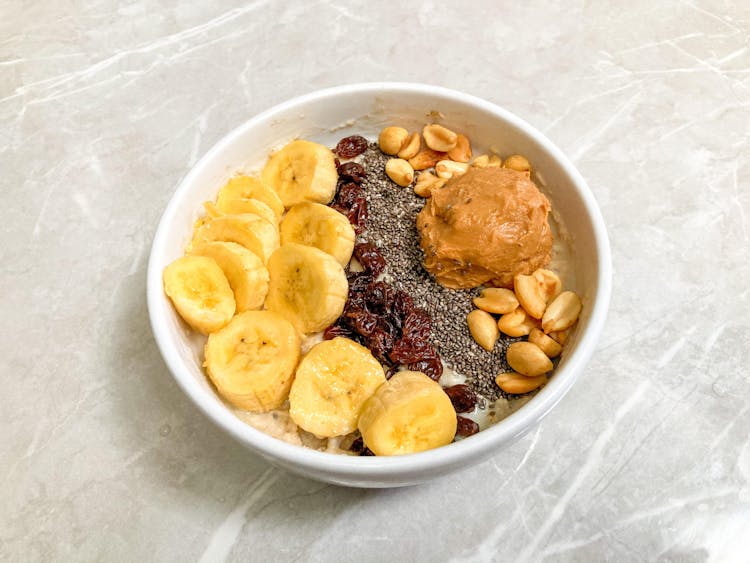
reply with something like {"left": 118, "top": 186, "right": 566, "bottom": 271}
{"left": 191, "top": 213, "right": 279, "bottom": 263}
{"left": 163, "top": 255, "right": 235, "bottom": 334}
{"left": 358, "top": 371, "right": 458, "bottom": 456}
{"left": 261, "top": 140, "right": 338, "bottom": 208}
{"left": 216, "top": 175, "right": 284, "bottom": 221}
{"left": 289, "top": 337, "right": 385, "bottom": 437}
{"left": 191, "top": 241, "right": 269, "bottom": 312}
{"left": 204, "top": 310, "right": 301, "bottom": 412}
{"left": 215, "top": 197, "right": 278, "bottom": 227}
{"left": 280, "top": 203, "right": 355, "bottom": 266}
{"left": 265, "top": 243, "right": 348, "bottom": 333}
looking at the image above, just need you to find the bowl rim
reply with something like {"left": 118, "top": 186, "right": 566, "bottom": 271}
{"left": 147, "top": 82, "right": 612, "bottom": 477}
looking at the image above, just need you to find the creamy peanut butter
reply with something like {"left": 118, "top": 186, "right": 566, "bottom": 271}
{"left": 416, "top": 167, "right": 553, "bottom": 289}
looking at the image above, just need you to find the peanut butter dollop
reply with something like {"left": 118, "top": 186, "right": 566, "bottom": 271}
{"left": 416, "top": 167, "right": 553, "bottom": 289}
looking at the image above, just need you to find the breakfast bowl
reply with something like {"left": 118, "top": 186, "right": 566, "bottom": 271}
{"left": 147, "top": 82, "right": 612, "bottom": 488}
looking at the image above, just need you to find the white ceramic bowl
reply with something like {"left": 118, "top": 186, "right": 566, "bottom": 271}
{"left": 147, "top": 83, "right": 612, "bottom": 488}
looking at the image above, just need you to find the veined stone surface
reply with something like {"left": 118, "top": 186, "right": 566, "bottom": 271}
{"left": 2, "top": 1, "right": 749, "bottom": 561}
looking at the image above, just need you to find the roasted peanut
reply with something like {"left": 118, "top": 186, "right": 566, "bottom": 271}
{"left": 532, "top": 269, "right": 562, "bottom": 302}
{"left": 472, "top": 154, "right": 490, "bottom": 168}
{"left": 549, "top": 327, "right": 570, "bottom": 345}
{"left": 528, "top": 328, "right": 562, "bottom": 358}
{"left": 495, "top": 372, "right": 547, "bottom": 394}
{"left": 497, "top": 307, "right": 539, "bottom": 337}
{"left": 409, "top": 148, "right": 446, "bottom": 170}
{"left": 423, "top": 124, "right": 458, "bottom": 152}
{"left": 447, "top": 134, "right": 472, "bottom": 162}
{"left": 467, "top": 309, "right": 499, "bottom": 351}
{"left": 506, "top": 341, "right": 553, "bottom": 377}
{"left": 488, "top": 154, "right": 503, "bottom": 167}
{"left": 514, "top": 273, "right": 548, "bottom": 319}
{"left": 473, "top": 288, "right": 519, "bottom": 315}
{"left": 503, "top": 154, "right": 531, "bottom": 173}
{"left": 397, "top": 132, "right": 421, "bottom": 160}
{"left": 435, "top": 160, "right": 469, "bottom": 179}
{"left": 413, "top": 171, "right": 445, "bottom": 197}
{"left": 378, "top": 126, "right": 409, "bottom": 155}
{"left": 385, "top": 158, "right": 414, "bottom": 187}
{"left": 542, "top": 291, "right": 582, "bottom": 334}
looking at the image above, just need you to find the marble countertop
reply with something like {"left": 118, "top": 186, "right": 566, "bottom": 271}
{"left": 3, "top": 1, "right": 749, "bottom": 561}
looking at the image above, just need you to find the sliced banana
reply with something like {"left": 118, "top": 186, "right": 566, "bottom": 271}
{"left": 358, "top": 371, "right": 457, "bottom": 456}
{"left": 265, "top": 243, "right": 348, "bottom": 334}
{"left": 261, "top": 140, "right": 338, "bottom": 208}
{"left": 280, "top": 202, "right": 355, "bottom": 266}
{"left": 191, "top": 213, "right": 279, "bottom": 263}
{"left": 215, "top": 197, "right": 278, "bottom": 227}
{"left": 191, "top": 241, "right": 269, "bottom": 312}
{"left": 215, "top": 175, "right": 284, "bottom": 221}
{"left": 289, "top": 337, "right": 386, "bottom": 438}
{"left": 163, "top": 255, "right": 235, "bottom": 334}
{"left": 204, "top": 311, "right": 301, "bottom": 412}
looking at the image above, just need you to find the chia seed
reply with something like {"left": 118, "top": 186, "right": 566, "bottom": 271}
{"left": 359, "top": 146, "right": 517, "bottom": 401}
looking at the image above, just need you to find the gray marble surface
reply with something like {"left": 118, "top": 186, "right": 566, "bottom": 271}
{"left": 2, "top": 1, "right": 749, "bottom": 561}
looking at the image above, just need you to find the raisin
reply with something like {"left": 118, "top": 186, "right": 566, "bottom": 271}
{"left": 407, "top": 357, "right": 444, "bottom": 381}
{"left": 346, "top": 309, "right": 380, "bottom": 337}
{"left": 390, "top": 339, "right": 438, "bottom": 365}
{"left": 366, "top": 281, "right": 396, "bottom": 312}
{"left": 334, "top": 181, "right": 362, "bottom": 208}
{"left": 444, "top": 384, "right": 477, "bottom": 413}
{"left": 349, "top": 436, "right": 365, "bottom": 453}
{"left": 334, "top": 135, "right": 368, "bottom": 158}
{"left": 393, "top": 290, "right": 414, "bottom": 319}
{"left": 402, "top": 309, "right": 432, "bottom": 341}
{"left": 366, "top": 330, "right": 396, "bottom": 365}
{"left": 456, "top": 416, "right": 480, "bottom": 437}
{"left": 334, "top": 157, "right": 341, "bottom": 170}
{"left": 347, "top": 271, "right": 374, "bottom": 294}
{"left": 337, "top": 162, "right": 366, "bottom": 184}
{"left": 353, "top": 242, "right": 386, "bottom": 277}
{"left": 361, "top": 447, "right": 376, "bottom": 456}
{"left": 382, "top": 312, "right": 403, "bottom": 333}
{"left": 323, "top": 323, "right": 354, "bottom": 340}
{"left": 346, "top": 197, "right": 368, "bottom": 234}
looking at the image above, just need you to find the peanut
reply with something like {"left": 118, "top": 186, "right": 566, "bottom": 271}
{"left": 435, "top": 160, "right": 469, "bottom": 179}
{"left": 503, "top": 154, "right": 531, "bottom": 173}
{"left": 385, "top": 158, "right": 414, "bottom": 187}
{"left": 542, "top": 291, "right": 582, "bottom": 334}
{"left": 378, "top": 126, "right": 409, "bottom": 155}
{"left": 528, "top": 328, "right": 562, "bottom": 358}
{"left": 506, "top": 341, "right": 553, "bottom": 377}
{"left": 472, "top": 154, "right": 489, "bottom": 168}
{"left": 472, "top": 288, "right": 519, "bottom": 315}
{"left": 409, "top": 148, "right": 446, "bottom": 170}
{"left": 514, "top": 273, "right": 548, "bottom": 319}
{"left": 467, "top": 309, "right": 499, "bottom": 351}
{"left": 413, "top": 171, "right": 445, "bottom": 198}
{"left": 495, "top": 372, "right": 547, "bottom": 394}
{"left": 497, "top": 307, "right": 539, "bottom": 337}
{"left": 447, "top": 134, "right": 472, "bottom": 162}
{"left": 423, "top": 124, "right": 458, "bottom": 152}
{"left": 397, "top": 132, "right": 421, "bottom": 160}
{"left": 549, "top": 328, "right": 570, "bottom": 345}
{"left": 488, "top": 154, "right": 503, "bottom": 167}
{"left": 533, "top": 269, "right": 562, "bottom": 302}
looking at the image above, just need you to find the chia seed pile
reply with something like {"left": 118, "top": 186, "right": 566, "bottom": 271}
{"left": 358, "top": 145, "right": 517, "bottom": 401}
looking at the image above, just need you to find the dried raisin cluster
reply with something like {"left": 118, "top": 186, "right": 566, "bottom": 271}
{"left": 331, "top": 160, "right": 368, "bottom": 235}
{"left": 323, "top": 243, "right": 443, "bottom": 382}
